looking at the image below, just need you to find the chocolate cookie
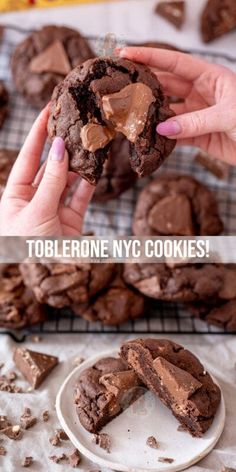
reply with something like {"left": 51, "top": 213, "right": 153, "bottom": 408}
{"left": 0, "top": 264, "right": 47, "bottom": 329}
{"left": 0, "top": 149, "right": 18, "bottom": 197}
{"left": 123, "top": 263, "right": 236, "bottom": 302}
{"left": 0, "top": 81, "right": 9, "bottom": 129}
{"left": 93, "top": 133, "right": 137, "bottom": 202}
{"left": 120, "top": 338, "right": 221, "bottom": 437}
{"left": 11, "top": 25, "right": 94, "bottom": 109}
{"left": 75, "top": 356, "right": 144, "bottom": 433}
{"left": 20, "top": 262, "right": 116, "bottom": 308}
{"left": 189, "top": 299, "right": 236, "bottom": 332}
{"left": 201, "top": 0, "right": 236, "bottom": 43}
{"left": 155, "top": 1, "right": 186, "bottom": 30}
{"left": 48, "top": 57, "right": 176, "bottom": 185}
{"left": 74, "top": 265, "right": 145, "bottom": 325}
{"left": 132, "top": 174, "right": 223, "bottom": 236}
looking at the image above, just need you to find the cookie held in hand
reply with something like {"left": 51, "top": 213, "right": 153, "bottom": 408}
{"left": 48, "top": 57, "right": 176, "bottom": 185}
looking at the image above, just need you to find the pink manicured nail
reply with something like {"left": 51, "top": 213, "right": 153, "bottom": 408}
{"left": 50, "top": 137, "right": 65, "bottom": 161}
{"left": 157, "top": 120, "right": 182, "bottom": 136}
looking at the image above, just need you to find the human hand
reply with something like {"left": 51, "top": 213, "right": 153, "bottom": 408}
{"left": 0, "top": 106, "right": 95, "bottom": 236}
{"left": 119, "top": 47, "right": 236, "bottom": 164}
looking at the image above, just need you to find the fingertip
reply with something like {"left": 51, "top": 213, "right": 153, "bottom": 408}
{"left": 156, "top": 120, "right": 182, "bottom": 137}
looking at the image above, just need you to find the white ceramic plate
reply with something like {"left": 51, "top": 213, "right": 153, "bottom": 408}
{"left": 56, "top": 349, "right": 225, "bottom": 472}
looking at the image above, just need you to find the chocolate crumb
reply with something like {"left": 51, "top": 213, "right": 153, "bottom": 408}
{"left": 2, "top": 424, "right": 23, "bottom": 440}
{"left": 56, "top": 428, "right": 69, "bottom": 440}
{"left": 92, "top": 433, "right": 111, "bottom": 453}
{"left": 146, "top": 436, "right": 159, "bottom": 449}
{"left": 0, "top": 445, "right": 6, "bottom": 456}
{"left": 20, "top": 408, "right": 37, "bottom": 430}
{"left": 68, "top": 449, "right": 81, "bottom": 468}
{"left": 42, "top": 410, "right": 50, "bottom": 422}
{"left": 22, "top": 456, "right": 33, "bottom": 467}
{"left": 158, "top": 457, "right": 174, "bottom": 463}
{"left": 49, "top": 434, "right": 61, "bottom": 447}
{"left": 0, "top": 416, "right": 11, "bottom": 430}
{"left": 177, "top": 424, "right": 188, "bottom": 432}
{"left": 73, "top": 356, "right": 85, "bottom": 366}
{"left": 0, "top": 376, "right": 22, "bottom": 393}
{"left": 49, "top": 453, "right": 68, "bottom": 464}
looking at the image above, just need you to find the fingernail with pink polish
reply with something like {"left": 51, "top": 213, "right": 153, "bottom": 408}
{"left": 50, "top": 137, "right": 65, "bottom": 161}
{"left": 157, "top": 120, "right": 182, "bottom": 136}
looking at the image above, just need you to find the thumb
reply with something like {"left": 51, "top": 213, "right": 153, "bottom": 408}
{"left": 157, "top": 105, "right": 222, "bottom": 139}
{"left": 31, "top": 137, "right": 68, "bottom": 217}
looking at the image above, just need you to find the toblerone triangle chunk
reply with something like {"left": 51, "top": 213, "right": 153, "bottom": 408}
{"left": 13, "top": 347, "right": 58, "bottom": 389}
{"left": 29, "top": 40, "right": 71, "bottom": 75}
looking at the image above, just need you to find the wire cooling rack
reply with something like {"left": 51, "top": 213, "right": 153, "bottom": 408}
{"left": 1, "top": 25, "right": 236, "bottom": 339}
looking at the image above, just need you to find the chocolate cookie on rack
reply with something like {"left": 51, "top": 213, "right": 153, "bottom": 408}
{"left": 74, "top": 265, "right": 145, "bottom": 325}
{"left": 132, "top": 174, "right": 223, "bottom": 236}
{"left": 123, "top": 263, "right": 236, "bottom": 302}
{"left": 48, "top": 57, "right": 176, "bottom": 185}
{"left": 0, "top": 81, "right": 9, "bottom": 129}
{"left": 0, "top": 264, "right": 47, "bottom": 329}
{"left": 189, "top": 298, "right": 236, "bottom": 332}
{"left": 120, "top": 338, "right": 221, "bottom": 437}
{"left": 20, "top": 262, "right": 116, "bottom": 309}
{"left": 11, "top": 25, "right": 94, "bottom": 108}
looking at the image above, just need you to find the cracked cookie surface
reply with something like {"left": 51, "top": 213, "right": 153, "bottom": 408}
{"left": 20, "top": 262, "right": 116, "bottom": 308}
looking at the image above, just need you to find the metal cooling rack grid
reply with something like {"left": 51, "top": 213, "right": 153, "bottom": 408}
{"left": 1, "top": 25, "right": 236, "bottom": 338}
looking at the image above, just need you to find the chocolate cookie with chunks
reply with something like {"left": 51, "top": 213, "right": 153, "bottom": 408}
{"left": 0, "top": 264, "right": 47, "bottom": 329}
{"left": 73, "top": 265, "right": 145, "bottom": 325}
{"left": 48, "top": 57, "right": 176, "bottom": 185}
{"left": 20, "top": 262, "right": 116, "bottom": 309}
{"left": 93, "top": 133, "right": 137, "bottom": 202}
{"left": 201, "top": 0, "right": 236, "bottom": 43}
{"left": 11, "top": 25, "right": 94, "bottom": 108}
{"left": 132, "top": 174, "right": 223, "bottom": 236}
{"left": 120, "top": 338, "right": 221, "bottom": 437}
{"left": 123, "top": 263, "right": 236, "bottom": 302}
{"left": 0, "top": 149, "right": 19, "bottom": 198}
{"left": 0, "top": 81, "right": 9, "bottom": 129}
{"left": 74, "top": 356, "right": 144, "bottom": 433}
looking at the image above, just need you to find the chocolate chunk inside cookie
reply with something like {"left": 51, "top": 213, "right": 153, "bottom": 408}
{"left": 48, "top": 57, "right": 176, "bottom": 185}
{"left": 120, "top": 338, "right": 221, "bottom": 437}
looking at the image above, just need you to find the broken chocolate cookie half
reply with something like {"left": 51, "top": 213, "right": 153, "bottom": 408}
{"left": 48, "top": 57, "right": 176, "bottom": 184}
{"left": 74, "top": 356, "right": 144, "bottom": 433}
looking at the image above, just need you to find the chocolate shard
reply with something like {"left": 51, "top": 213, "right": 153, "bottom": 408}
{"left": 29, "top": 40, "right": 71, "bottom": 75}
{"left": 153, "top": 356, "right": 202, "bottom": 401}
{"left": 92, "top": 433, "right": 111, "bottom": 453}
{"left": 13, "top": 348, "right": 59, "bottom": 389}
{"left": 155, "top": 1, "right": 186, "bottom": 29}
{"left": 68, "top": 449, "right": 81, "bottom": 468}
{"left": 201, "top": 0, "right": 236, "bottom": 43}
{"left": 148, "top": 194, "right": 194, "bottom": 236}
